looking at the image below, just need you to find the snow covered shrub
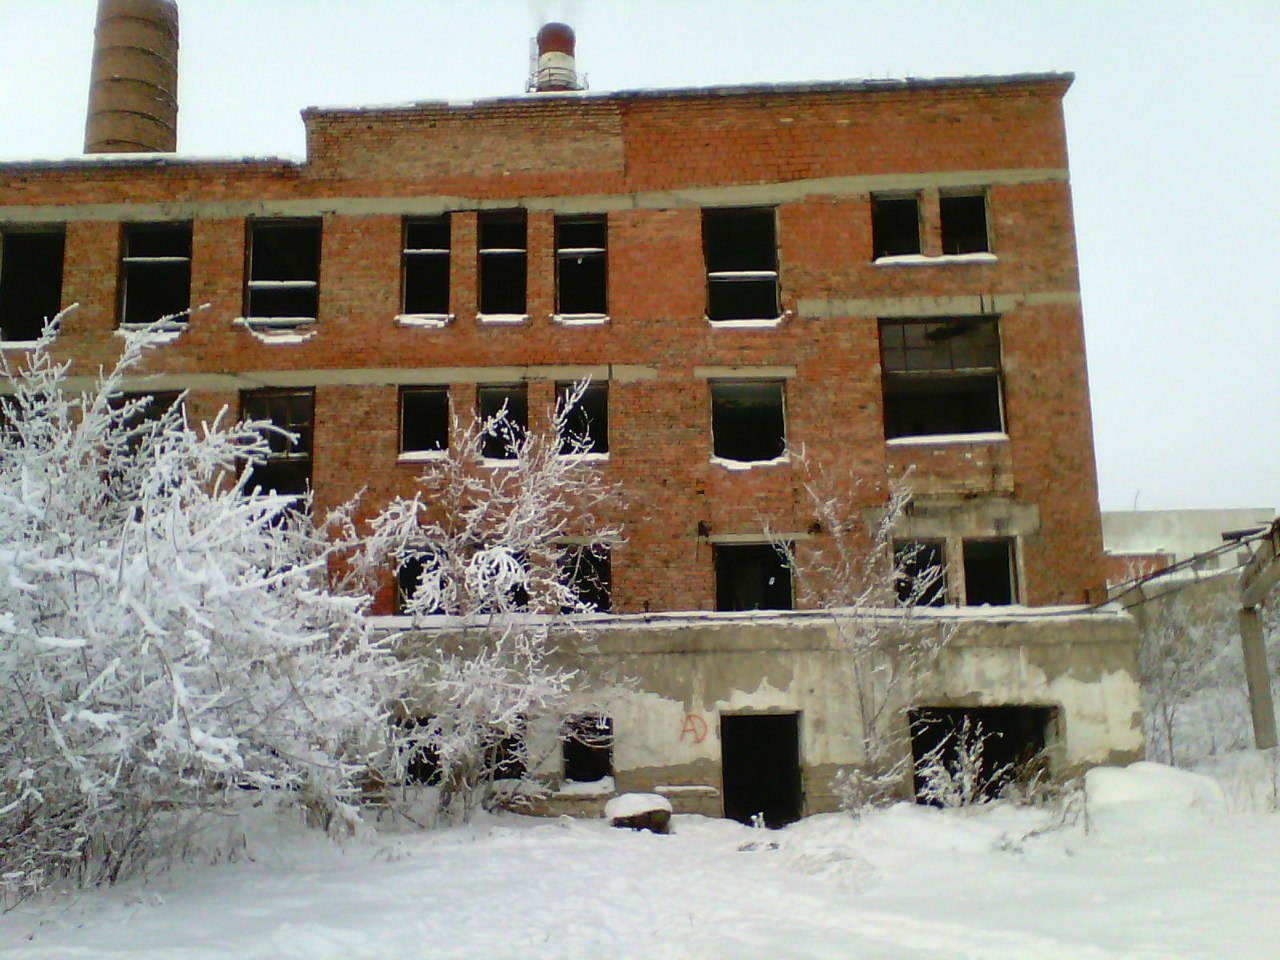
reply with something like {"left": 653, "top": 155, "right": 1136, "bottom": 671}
{"left": 0, "top": 316, "right": 400, "bottom": 897}
{"left": 353, "top": 383, "right": 622, "bottom": 823}
{"left": 915, "top": 718, "right": 1010, "bottom": 809}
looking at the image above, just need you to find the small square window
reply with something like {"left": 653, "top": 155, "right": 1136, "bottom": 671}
{"left": 477, "top": 383, "right": 528, "bottom": 460}
{"left": 894, "top": 539, "right": 947, "bottom": 606}
{"left": 400, "top": 386, "right": 449, "bottom": 456}
{"left": 120, "top": 222, "right": 192, "bottom": 326}
{"left": 711, "top": 381, "right": 785, "bottom": 463}
{"left": 562, "top": 544, "right": 611, "bottom": 612}
{"left": 940, "top": 194, "right": 990, "bottom": 255}
{"left": 0, "top": 228, "right": 65, "bottom": 342}
{"left": 556, "top": 215, "right": 607, "bottom": 316}
{"left": 563, "top": 714, "right": 613, "bottom": 783}
{"left": 402, "top": 216, "right": 450, "bottom": 316}
{"left": 715, "top": 542, "right": 793, "bottom": 611}
{"left": 246, "top": 220, "right": 321, "bottom": 323}
{"left": 703, "top": 208, "right": 779, "bottom": 321}
{"left": 556, "top": 380, "right": 608, "bottom": 456}
{"left": 963, "top": 538, "right": 1016, "bottom": 605}
{"left": 871, "top": 195, "right": 921, "bottom": 258}
{"left": 478, "top": 211, "right": 527, "bottom": 317}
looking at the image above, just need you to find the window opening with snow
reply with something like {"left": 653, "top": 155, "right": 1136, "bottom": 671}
{"left": 120, "top": 222, "right": 191, "bottom": 326}
{"left": 402, "top": 216, "right": 450, "bottom": 316}
{"left": 0, "top": 227, "right": 65, "bottom": 342}
{"left": 715, "top": 542, "right": 793, "bottom": 611}
{"left": 239, "top": 388, "right": 314, "bottom": 500}
{"left": 894, "top": 539, "right": 947, "bottom": 606}
{"left": 711, "top": 380, "right": 785, "bottom": 463}
{"left": 962, "top": 538, "right": 1016, "bottom": 605}
{"left": 396, "top": 551, "right": 445, "bottom": 615}
{"left": 478, "top": 210, "right": 527, "bottom": 316}
{"left": 400, "top": 386, "right": 449, "bottom": 456}
{"left": 871, "top": 195, "right": 921, "bottom": 258}
{"left": 555, "top": 214, "right": 607, "bottom": 316}
{"left": 561, "top": 543, "right": 611, "bottom": 612}
{"left": 477, "top": 383, "right": 528, "bottom": 460}
{"left": 245, "top": 219, "right": 321, "bottom": 323}
{"left": 556, "top": 380, "right": 608, "bottom": 456}
{"left": 939, "top": 193, "right": 990, "bottom": 255}
{"left": 909, "top": 705, "right": 1054, "bottom": 804}
{"left": 702, "top": 207, "right": 779, "bottom": 321}
{"left": 879, "top": 316, "right": 1003, "bottom": 439}
{"left": 562, "top": 714, "right": 613, "bottom": 783}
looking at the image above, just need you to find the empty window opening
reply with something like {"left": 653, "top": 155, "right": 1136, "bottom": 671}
{"left": 0, "top": 228, "right": 65, "bottom": 342}
{"left": 489, "top": 725, "right": 527, "bottom": 781}
{"left": 113, "top": 391, "right": 183, "bottom": 452}
{"left": 402, "top": 216, "right": 450, "bottom": 316}
{"left": 120, "top": 222, "right": 191, "bottom": 326}
{"left": 477, "top": 383, "right": 528, "bottom": 460}
{"left": 246, "top": 220, "right": 321, "bottom": 322}
{"left": 398, "top": 716, "right": 441, "bottom": 785}
{"left": 894, "top": 539, "right": 947, "bottom": 606}
{"left": 556, "top": 380, "right": 608, "bottom": 455}
{"left": 556, "top": 215, "right": 607, "bottom": 316}
{"left": 400, "top": 386, "right": 449, "bottom": 456}
{"left": 396, "top": 552, "right": 445, "bottom": 615}
{"left": 563, "top": 714, "right": 613, "bottom": 783}
{"left": 715, "top": 542, "right": 793, "bottom": 611}
{"left": 871, "top": 195, "right": 921, "bottom": 258}
{"left": 478, "top": 210, "right": 527, "bottom": 316}
{"left": 939, "top": 193, "right": 990, "bottom": 255}
{"left": 711, "top": 380, "right": 785, "bottom": 463}
{"left": 879, "top": 317, "right": 1003, "bottom": 439}
{"left": 703, "top": 207, "right": 779, "bottom": 321}
{"left": 562, "top": 543, "right": 611, "bottom": 612}
{"left": 240, "top": 388, "right": 314, "bottom": 499}
{"left": 909, "top": 706, "right": 1054, "bottom": 804}
{"left": 720, "top": 712, "right": 803, "bottom": 828}
{"left": 962, "top": 538, "right": 1016, "bottom": 605}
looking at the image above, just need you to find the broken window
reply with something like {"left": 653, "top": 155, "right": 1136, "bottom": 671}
{"left": 879, "top": 316, "right": 1003, "bottom": 439}
{"left": 909, "top": 705, "right": 1054, "bottom": 803}
{"left": 962, "top": 538, "right": 1016, "bottom": 605}
{"left": 402, "top": 216, "right": 450, "bottom": 316}
{"left": 715, "top": 542, "right": 793, "bottom": 611}
{"left": 562, "top": 543, "right": 611, "bottom": 612}
{"left": 556, "top": 380, "right": 608, "bottom": 455}
{"left": 562, "top": 714, "right": 613, "bottom": 783}
{"left": 894, "top": 539, "right": 947, "bottom": 606}
{"left": 940, "top": 193, "right": 990, "bottom": 255}
{"left": 239, "top": 388, "right": 314, "bottom": 499}
{"left": 400, "top": 386, "right": 449, "bottom": 456}
{"left": 555, "top": 215, "right": 607, "bottom": 317}
{"left": 703, "top": 207, "right": 779, "bottom": 321}
{"left": 871, "top": 195, "right": 921, "bottom": 258}
{"left": 0, "top": 227, "right": 65, "bottom": 342}
{"left": 478, "top": 210, "right": 527, "bottom": 317}
{"left": 245, "top": 219, "right": 321, "bottom": 323}
{"left": 711, "top": 380, "right": 786, "bottom": 463}
{"left": 120, "top": 222, "right": 192, "bottom": 326}
{"left": 477, "top": 383, "right": 528, "bottom": 460}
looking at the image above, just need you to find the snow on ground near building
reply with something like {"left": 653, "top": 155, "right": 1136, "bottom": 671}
{"left": 3, "top": 755, "right": 1278, "bottom": 960}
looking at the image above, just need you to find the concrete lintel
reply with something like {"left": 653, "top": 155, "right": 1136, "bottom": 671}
{"left": 693, "top": 365, "right": 797, "bottom": 380}
{"left": 799, "top": 290, "right": 1080, "bottom": 319}
{"left": 891, "top": 499, "right": 1041, "bottom": 539}
{"left": 704, "top": 532, "right": 814, "bottom": 544}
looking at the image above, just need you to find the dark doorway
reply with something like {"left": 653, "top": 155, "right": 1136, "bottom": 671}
{"left": 720, "top": 713, "right": 803, "bottom": 828}
{"left": 908, "top": 705, "right": 1054, "bottom": 803}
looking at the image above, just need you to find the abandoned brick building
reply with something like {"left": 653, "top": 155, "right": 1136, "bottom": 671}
{"left": 0, "top": 1, "right": 1142, "bottom": 822}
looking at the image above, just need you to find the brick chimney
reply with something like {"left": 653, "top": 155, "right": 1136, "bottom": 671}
{"left": 84, "top": 0, "right": 179, "bottom": 153}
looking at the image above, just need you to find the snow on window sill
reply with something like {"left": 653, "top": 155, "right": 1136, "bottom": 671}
{"left": 708, "top": 316, "right": 784, "bottom": 329}
{"left": 710, "top": 453, "right": 790, "bottom": 471}
{"left": 874, "top": 252, "right": 998, "bottom": 266}
{"left": 557, "top": 451, "right": 610, "bottom": 462}
{"left": 655, "top": 784, "right": 720, "bottom": 797}
{"left": 397, "top": 450, "right": 448, "bottom": 463}
{"left": 552, "top": 313, "right": 609, "bottom": 326}
{"left": 554, "top": 775, "right": 615, "bottom": 798}
{"left": 885, "top": 431, "right": 1009, "bottom": 446}
{"left": 396, "top": 313, "right": 453, "bottom": 329}
{"left": 477, "top": 313, "right": 528, "bottom": 325}
{"left": 480, "top": 457, "right": 520, "bottom": 468}
{"left": 233, "top": 317, "right": 318, "bottom": 344}
{"left": 115, "top": 322, "right": 186, "bottom": 344}
{"left": 0, "top": 339, "right": 43, "bottom": 350}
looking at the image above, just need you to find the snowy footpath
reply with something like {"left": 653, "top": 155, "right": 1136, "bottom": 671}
{"left": 3, "top": 756, "right": 1278, "bottom": 960}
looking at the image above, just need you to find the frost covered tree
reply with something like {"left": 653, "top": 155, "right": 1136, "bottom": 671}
{"left": 351, "top": 383, "right": 622, "bottom": 823}
{"left": 0, "top": 315, "right": 400, "bottom": 898}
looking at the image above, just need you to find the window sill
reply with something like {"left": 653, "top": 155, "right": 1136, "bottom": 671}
{"left": 0, "top": 339, "right": 43, "bottom": 350}
{"left": 479, "top": 457, "right": 520, "bottom": 468}
{"left": 707, "top": 316, "right": 784, "bottom": 329}
{"left": 396, "top": 313, "right": 453, "bottom": 329}
{"left": 477, "top": 313, "right": 528, "bottom": 325}
{"left": 397, "top": 450, "right": 448, "bottom": 463}
{"left": 233, "top": 317, "right": 318, "bottom": 344}
{"left": 558, "top": 451, "right": 610, "bottom": 462}
{"left": 874, "top": 252, "right": 997, "bottom": 266}
{"left": 885, "top": 431, "right": 1008, "bottom": 446}
{"left": 710, "top": 453, "right": 790, "bottom": 471}
{"left": 552, "top": 313, "right": 609, "bottom": 326}
{"left": 115, "top": 322, "right": 186, "bottom": 344}
{"left": 554, "top": 776, "right": 616, "bottom": 798}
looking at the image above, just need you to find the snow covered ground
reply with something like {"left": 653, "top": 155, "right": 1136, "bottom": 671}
{"left": 3, "top": 754, "right": 1278, "bottom": 960}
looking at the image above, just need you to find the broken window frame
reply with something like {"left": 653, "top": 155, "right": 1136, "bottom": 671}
{"left": 560, "top": 543, "right": 612, "bottom": 612}
{"left": 119, "top": 221, "right": 192, "bottom": 328}
{"left": 401, "top": 215, "right": 451, "bottom": 320}
{"left": 871, "top": 194, "right": 922, "bottom": 259}
{"left": 477, "top": 382, "right": 529, "bottom": 461}
{"left": 939, "top": 191, "right": 991, "bottom": 255}
{"left": 0, "top": 226, "right": 66, "bottom": 343}
{"left": 961, "top": 537, "right": 1018, "bottom": 606}
{"left": 894, "top": 539, "right": 948, "bottom": 607}
{"left": 562, "top": 714, "right": 614, "bottom": 783}
{"left": 555, "top": 380, "right": 609, "bottom": 457}
{"left": 239, "top": 388, "right": 314, "bottom": 502}
{"left": 879, "top": 316, "right": 1005, "bottom": 440}
{"left": 477, "top": 210, "right": 527, "bottom": 320}
{"left": 244, "top": 219, "right": 322, "bottom": 326}
{"left": 709, "top": 379, "right": 787, "bottom": 465}
{"left": 714, "top": 542, "right": 794, "bottom": 612}
{"left": 702, "top": 207, "right": 780, "bottom": 323}
{"left": 399, "top": 386, "right": 450, "bottom": 460}
{"left": 555, "top": 214, "right": 608, "bottom": 320}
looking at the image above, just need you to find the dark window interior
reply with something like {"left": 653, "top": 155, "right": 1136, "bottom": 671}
{"left": 114, "top": 391, "right": 182, "bottom": 451}
{"left": 563, "top": 715, "right": 613, "bottom": 782}
{"left": 562, "top": 544, "right": 611, "bottom": 612}
{"left": 715, "top": 543, "right": 793, "bottom": 611}
{"left": 940, "top": 194, "right": 990, "bottom": 255}
{"left": 894, "top": 539, "right": 947, "bottom": 606}
{"left": 556, "top": 380, "right": 609, "bottom": 455}
{"left": 0, "top": 229, "right": 65, "bottom": 342}
{"left": 489, "top": 724, "right": 526, "bottom": 781}
{"left": 909, "top": 705, "right": 1054, "bottom": 803}
{"left": 703, "top": 207, "right": 779, "bottom": 321}
{"left": 121, "top": 222, "right": 192, "bottom": 325}
{"left": 240, "top": 389, "right": 314, "bottom": 498}
{"left": 478, "top": 211, "right": 527, "bottom": 315}
{"left": 477, "top": 383, "right": 528, "bottom": 459}
{"left": 871, "top": 196, "right": 921, "bottom": 258}
{"left": 400, "top": 386, "right": 449, "bottom": 454}
{"left": 247, "top": 220, "right": 321, "bottom": 320}
{"left": 963, "top": 538, "right": 1016, "bottom": 605}
{"left": 556, "top": 215, "right": 607, "bottom": 316}
{"left": 711, "top": 381, "right": 785, "bottom": 462}
{"left": 397, "top": 552, "right": 445, "bottom": 615}
{"left": 402, "top": 216, "right": 450, "bottom": 315}
{"left": 880, "top": 317, "right": 1003, "bottom": 439}
{"left": 399, "top": 716, "right": 441, "bottom": 785}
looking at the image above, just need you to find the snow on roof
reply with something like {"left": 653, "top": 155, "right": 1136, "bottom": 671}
{"left": 0, "top": 153, "right": 301, "bottom": 169}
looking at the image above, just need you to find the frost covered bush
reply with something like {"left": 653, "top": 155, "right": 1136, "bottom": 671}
{"left": 915, "top": 717, "right": 1010, "bottom": 809}
{"left": 0, "top": 317, "right": 400, "bottom": 898}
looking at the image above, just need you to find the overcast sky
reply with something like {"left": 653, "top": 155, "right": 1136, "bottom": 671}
{"left": 0, "top": 0, "right": 1275, "bottom": 513}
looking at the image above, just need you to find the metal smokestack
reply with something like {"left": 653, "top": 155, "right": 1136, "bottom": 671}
{"left": 84, "top": 0, "right": 179, "bottom": 153}
{"left": 528, "top": 22, "right": 584, "bottom": 93}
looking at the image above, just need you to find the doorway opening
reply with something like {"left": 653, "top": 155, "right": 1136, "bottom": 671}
{"left": 720, "top": 712, "right": 803, "bottom": 827}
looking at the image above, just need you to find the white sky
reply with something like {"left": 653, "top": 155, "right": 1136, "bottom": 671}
{"left": 0, "top": 0, "right": 1276, "bottom": 513}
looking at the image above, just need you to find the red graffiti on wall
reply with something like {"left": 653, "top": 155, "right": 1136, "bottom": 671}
{"left": 680, "top": 713, "right": 708, "bottom": 744}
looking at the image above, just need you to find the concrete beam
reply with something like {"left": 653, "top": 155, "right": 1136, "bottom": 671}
{"left": 1240, "top": 518, "right": 1280, "bottom": 608}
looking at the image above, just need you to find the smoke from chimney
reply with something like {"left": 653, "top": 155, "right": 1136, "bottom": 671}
{"left": 84, "top": 0, "right": 179, "bottom": 154}
{"left": 528, "top": 22, "right": 584, "bottom": 93}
